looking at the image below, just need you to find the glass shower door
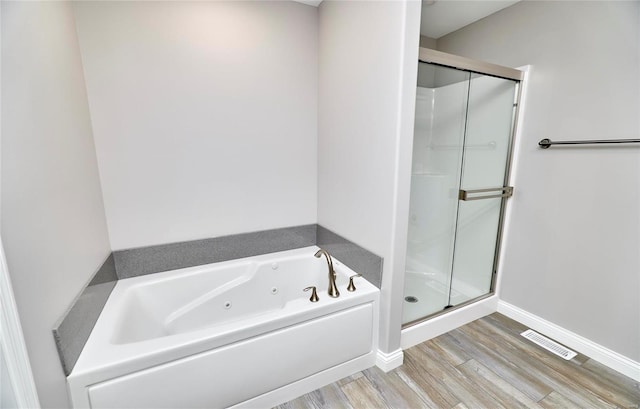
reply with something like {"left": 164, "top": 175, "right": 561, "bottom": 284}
{"left": 403, "top": 63, "right": 471, "bottom": 324}
{"left": 448, "top": 74, "right": 518, "bottom": 307}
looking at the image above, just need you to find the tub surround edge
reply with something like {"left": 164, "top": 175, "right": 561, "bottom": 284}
{"left": 113, "top": 225, "right": 318, "bottom": 279}
{"left": 53, "top": 254, "right": 117, "bottom": 375}
{"left": 316, "top": 225, "right": 383, "bottom": 288}
{"left": 54, "top": 224, "right": 383, "bottom": 377}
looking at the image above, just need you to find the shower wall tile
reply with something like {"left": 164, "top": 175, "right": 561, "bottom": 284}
{"left": 316, "top": 226, "right": 383, "bottom": 288}
{"left": 53, "top": 254, "right": 117, "bottom": 375}
{"left": 113, "top": 225, "right": 318, "bottom": 279}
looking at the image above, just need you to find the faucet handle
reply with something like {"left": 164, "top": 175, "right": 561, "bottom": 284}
{"left": 347, "top": 274, "right": 362, "bottom": 292}
{"left": 303, "top": 286, "right": 319, "bottom": 302}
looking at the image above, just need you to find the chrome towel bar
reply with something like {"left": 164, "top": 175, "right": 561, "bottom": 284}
{"left": 539, "top": 138, "right": 640, "bottom": 149}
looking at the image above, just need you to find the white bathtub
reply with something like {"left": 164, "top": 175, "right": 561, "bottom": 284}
{"left": 67, "top": 246, "right": 380, "bottom": 408}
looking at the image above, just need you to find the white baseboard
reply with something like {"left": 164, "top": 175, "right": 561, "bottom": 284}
{"left": 401, "top": 295, "right": 498, "bottom": 349}
{"left": 375, "top": 348, "right": 404, "bottom": 372}
{"left": 498, "top": 301, "right": 640, "bottom": 382}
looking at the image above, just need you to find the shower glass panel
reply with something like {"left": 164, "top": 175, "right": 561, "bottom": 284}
{"left": 403, "top": 64, "right": 471, "bottom": 325}
{"left": 449, "top": 74, "right": 518, "bottom": 306}
{"left": 403, "top": 62, "right": 519, "bottom": 326}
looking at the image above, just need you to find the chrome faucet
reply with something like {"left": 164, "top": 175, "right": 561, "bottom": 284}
{"left": 314, "top": 248, "right": 339, "bottom": 298}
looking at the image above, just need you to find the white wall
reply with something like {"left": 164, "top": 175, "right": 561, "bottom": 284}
{"left": 73, "top": 1, "right": 318, "bottom": 250}
{"left": 318, "top": 0, "right": 420, "bottom": 353}
{"left": 438, "top": 1, "right": 640, "bottom": 361}
{"left": 1, "top": 2, "right": 112, "bottom": 407}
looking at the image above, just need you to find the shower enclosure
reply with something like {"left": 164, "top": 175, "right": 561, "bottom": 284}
{"left": 403, "top": 49, "right": 523, "bottom": 326}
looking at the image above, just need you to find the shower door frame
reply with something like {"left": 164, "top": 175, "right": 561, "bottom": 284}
{"left": 419, "top": 48, "right": 524, "bottom": 82}
{"left": 402, "top": 48, "right": 525, "bottom": 329}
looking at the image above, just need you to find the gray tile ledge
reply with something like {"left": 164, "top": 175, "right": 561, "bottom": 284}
{"left": 113, "top": 224, "right": 317, "bottom": 279}
{"left": 315, "top": 226, "right": 383, "bottom": 288}
{"left": 53, "top": 253, "right": 116, "bottom": 375}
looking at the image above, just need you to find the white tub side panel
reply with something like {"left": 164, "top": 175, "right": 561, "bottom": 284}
{"left": 86, "top": 304, "right": 373, "bottom": 408}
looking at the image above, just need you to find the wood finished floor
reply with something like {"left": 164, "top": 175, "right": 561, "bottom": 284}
{"left": 275, "top": 313, "right": 640, "bottom": 409}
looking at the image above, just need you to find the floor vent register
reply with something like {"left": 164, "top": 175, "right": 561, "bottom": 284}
{"left": 520, "top": 329, "right": 577, "bottom": 360}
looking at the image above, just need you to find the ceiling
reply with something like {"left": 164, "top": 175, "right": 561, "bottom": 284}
{"left": 421, "top": 0, "right": 520, "bottom": 39}
{"left": 294, "top": 0, "right": 323, "bottom": 7}
{"left": 291, "top": 0, "right": 520, "bottom": 40}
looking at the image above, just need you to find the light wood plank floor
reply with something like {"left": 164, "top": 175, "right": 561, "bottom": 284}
{"left": 275, "top": 313, "right": 640, "bottom": 409}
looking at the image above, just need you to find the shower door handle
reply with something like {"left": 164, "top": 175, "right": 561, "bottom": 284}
{"left": 458, "top": 186, "right": 513, "bottom": 201}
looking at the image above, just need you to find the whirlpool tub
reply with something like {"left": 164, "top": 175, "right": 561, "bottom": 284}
{"left": 67, "top": 246, "right": 380, "bottom": 408}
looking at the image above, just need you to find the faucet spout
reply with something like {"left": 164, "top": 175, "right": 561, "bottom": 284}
{"left": 314, "top": 248, "right": 340, "bottom": 298}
